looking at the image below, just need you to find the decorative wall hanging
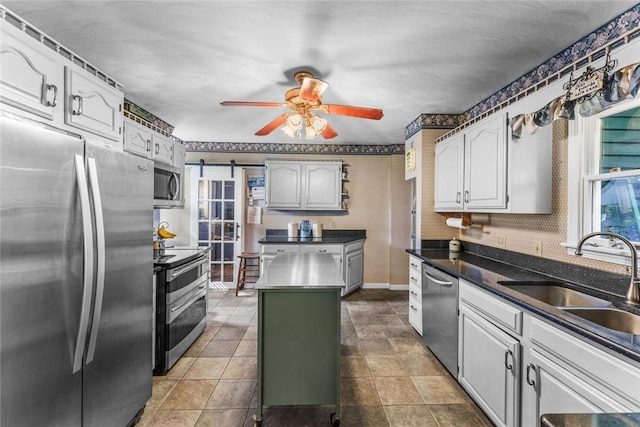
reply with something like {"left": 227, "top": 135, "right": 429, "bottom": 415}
{"left": 510, "top": 57, "right": 640, "bottom": 138}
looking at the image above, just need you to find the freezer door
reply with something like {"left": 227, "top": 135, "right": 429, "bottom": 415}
{"left": 82, "top": 140, "right": 153, "bottom": 426}
{"left": 0, "top": 115, "right": 84, "bottom": 426}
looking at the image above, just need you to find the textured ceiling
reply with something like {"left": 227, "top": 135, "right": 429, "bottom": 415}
{"left": 3, "top": 1, "right": 636, "bottom": 145}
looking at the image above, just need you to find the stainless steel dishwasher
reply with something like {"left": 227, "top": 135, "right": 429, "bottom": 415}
{"left": 422, "top": 264, "right": 459, "bottom": 378}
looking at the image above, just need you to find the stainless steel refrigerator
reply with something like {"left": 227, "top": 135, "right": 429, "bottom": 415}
{"left": 0, "top": 113, "right": 153, "bottom": 426}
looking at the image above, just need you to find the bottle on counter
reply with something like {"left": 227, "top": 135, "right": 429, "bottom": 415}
{"left": 300, "top": 220, "right": 311, "bottom": 238}
{"left": 449, "top": 238, "right": 461, "bottom": 253}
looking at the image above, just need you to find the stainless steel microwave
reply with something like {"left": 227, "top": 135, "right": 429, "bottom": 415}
{"left": 154, "top": 163, "right": 184, "bottom": 208}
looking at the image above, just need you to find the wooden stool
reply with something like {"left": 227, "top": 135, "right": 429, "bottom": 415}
{"left": 236, "top": 253, "right": 260, "bottom": 296}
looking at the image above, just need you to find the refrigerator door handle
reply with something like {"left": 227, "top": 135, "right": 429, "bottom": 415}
{"left": 72, "top": 154, "right": 94, "bottom": 373}
{"left": 85, "top": 157, "right": 106, "bottom": 365}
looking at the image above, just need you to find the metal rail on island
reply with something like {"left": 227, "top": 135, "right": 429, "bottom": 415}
{"left": 254, "top": 253, "right": 345, "bottom": 427}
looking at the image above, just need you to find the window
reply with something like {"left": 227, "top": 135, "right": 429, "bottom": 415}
{"left": 567, "top": 98, "right": 640, "bottom": 264}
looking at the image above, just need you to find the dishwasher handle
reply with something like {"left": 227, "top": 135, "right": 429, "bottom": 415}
{"left": 423, "top": 271, "right": 453, "bottom": 287}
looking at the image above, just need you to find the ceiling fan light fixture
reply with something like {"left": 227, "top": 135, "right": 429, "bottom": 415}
{"left": 282, "top": 113, "right": 303, "bottom": 138}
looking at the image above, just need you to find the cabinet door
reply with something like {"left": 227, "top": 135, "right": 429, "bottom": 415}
{"left": 459, "top": 304, "right": 519, "bottom": 427}
{"left": 265, "top": 161, "right": 302, "bottom": 208}
{"left": 123, "top": 118, "right": 153, "bottom": 159}
{"left": 64, "top": 66, "right": 123, "bottom": 141}
{"left": 0, "top": 23, "right": 62, "bottom": 120}
{"left": 345, "top": 250, "right": 363, "bottom": 293}
{"left": 464, "top": 114, "right": 507, "bottom": 209}
{"left": 152, "top": 133, "right": 174, "bottom": 165}
{"left": 303, "top": 162, "right": 341, "bottom": 209}
{"left": 173, "top": 141, "right": 186, "bottom": 167}
{"left": 434, "top": 134, "right": 465, "bottom": 211}
{"left": 520, "top": 349, "right": 629, "bottom": 427}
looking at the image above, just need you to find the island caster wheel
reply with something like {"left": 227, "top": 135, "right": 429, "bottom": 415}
{"left": 253, "top": 414, "right": 263, "bottom": 426}
{"left": 330, "top": 412, "right": 340, "bottom": 426}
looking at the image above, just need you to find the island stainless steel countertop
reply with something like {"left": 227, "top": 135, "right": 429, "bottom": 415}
{"left": 256, "top": 253, "right": 345, "bottom": 289}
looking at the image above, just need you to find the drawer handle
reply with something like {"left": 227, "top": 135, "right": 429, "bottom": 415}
{"left": 276, "top": 249, "right": 285, "bottom": 252}
{"left": 72, "top": 95, "right": 83, "bottom": 115}
{"left": 504, "top": 349, "right": 513, "bottom": 371}
{"left": 146, "top": 140, "right": 152, "bottom": 152}
{"left": 410, "top": 290, "right": 418, "bottom": 297}
{"left": 410, "top": 262, "right": 418, "bottom": 268}
{"left": 319, "top": 249, "right": 327, "bottom": 253}
{"left": 46, "top": 84, "right": 58, "bottom": 107}
{"left": 464, "top": 190, "right": 469, "bottom": 203}
{"left": 410, "top": 276, "right": 417, "bottom": 283}
{"left": 456, "top": 192, "right": 461, "bottom": 204}
{"left": 526, "top": 363, "right": 536, "bottom": 388}
{"left": 410, "top": 305, "right": 418, "bottom": 312}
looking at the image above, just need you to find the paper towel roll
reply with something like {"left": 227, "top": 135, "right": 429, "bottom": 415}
{"left": 312, "top": 223, "right": 323, "bottom": 237}
{"left": 288, "top": 222, "right": 299, "bottom": 238}
{"left": 445, "top": 217, "right": 469, "bottom": 229}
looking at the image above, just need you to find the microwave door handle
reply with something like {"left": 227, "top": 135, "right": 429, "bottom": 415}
{"left": 168, "top": 173, "right": 179, "bottom": 200}
{"left": 72, "top": 155, "right": 94, "bottom": 374}
{"left": 85, "top": 157, "right": 105, "bottom": 365}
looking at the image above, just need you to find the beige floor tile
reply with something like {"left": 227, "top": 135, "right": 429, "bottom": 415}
{"left": 340, "top": 355, "right": 371, "bottom": 377}
{"left": 214, "top": 326, "right": 248, "bottom": 341}
{"left": 340, "top": 377, "right": 381, "bottom": 406}
{"left": 340, "top": 406, "right": 389, "bottom": 426}
{"left": 232, "top": 306, "right": 257, "bottom": 316}
{"left": 224, "top": 315, "right": 254, "bottom": 327}
{"left": 428, "top": 403, "right": 489, "bottom": 427}
{"left": 160, "top": 380, "right": 217, "bottom": 410}
{"left": 411, "top": 376, "right": 467, "bottom": 404}
{"left": 340, "top": 322, "right": 358, "bottom": 339}
{"left": 234, "top": 340, "right": 257, "bottom": 357}
{"left": 350, "top": 314, "right": 381, "bottom": 326}
{"left": 398, "top": 353, "right": 445, "bottom": 376}
{"left": 388, "top": 337, "right": 428, "bottom": 354}
{"left": 359, "top": 338, "right": 395, "bottom": 355}
{"left": 146, "top": 379, "right": 179, "bottom": 410}
{"left": 194, "top": 409, "right": 247, "bottom": 427}
{"left": 340, "top": 338, "right": 363, "bottom": 355}
{"left": 222, "top": 357, "right": 257, "bottom": 379}
{"left": 137, "top": 409, "right": 202, "bottom": 427}
{"left": 184, "top": 357, "right": 230, "bottom": 380}
{"left": 183, "top": 339, "right": 209, "bottom": 358}
{"left": 373, "top": 376, "right": 423, "bottom": 405}
{"left": 166, "top": 357, "right": 197, "bottom": 380}
{"left": 376, "top": 314, "right": 405, "bottom": 325}
{"left": 383, "top": 405, "right": 438, "bottom": 427}
{"left": 206, "top": 314, "right": 228, "bottom": 327}
{"left": 380, "top": 324, "right": 417, "bottom": 338}
{"left": 366, "top": 354, "right": 406, "bottom": 376}
{"left": 354, "top": 324, "right": 386, "bottom": 339}
{"left": 200, "top": 339, "right": 239, "bottom": 357}
{"left": 211, "top": 306, "right": 237, "bottom": 316}
{"left": 205, "top": 379, "right": 256, "bottom": 409}
{"left": 242, "top": 326, "right": 257, "bottom": 340}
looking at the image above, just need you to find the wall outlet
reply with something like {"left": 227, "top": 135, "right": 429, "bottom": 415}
{"left": 496, "top": 235, "right": 506, "bottom": 248}
{"left": 533, "top": 240, "right": 543, "bottom": 256}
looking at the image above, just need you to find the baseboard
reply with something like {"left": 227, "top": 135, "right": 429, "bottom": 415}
{"left": 362, "top": 283, "right": 409, "bottom": 291}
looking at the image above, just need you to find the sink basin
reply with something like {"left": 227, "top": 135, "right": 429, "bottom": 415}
{"left": 497, "top": 281, "right": 611, "bottom": 307}
{"left": 560, "top": 308, "right": 640, "bottom": 335}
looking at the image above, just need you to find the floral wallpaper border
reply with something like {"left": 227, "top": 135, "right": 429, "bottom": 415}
{"left": 465, "top": 4, "right": 640, "bottom": 120}
{"left": 404, "top": 113, "right": 468, "bottom": 139}
{"left": 185, "top": 141, "right": 405, "bottom": 155}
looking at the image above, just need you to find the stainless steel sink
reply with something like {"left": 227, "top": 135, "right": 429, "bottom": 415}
{"left": 560, "top": 308, "right": 640, "bottom": 335}
{"left": 497, "top": 281, "right": 611, "bottom": 307}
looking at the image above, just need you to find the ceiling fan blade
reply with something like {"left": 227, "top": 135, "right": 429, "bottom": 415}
{"left": 321, "top": 123, "right": 338, "bottom": 139}
{"left": 299, "top": 77, "right": 329, "bottom": 102}
{"left": 255, "top": 114, "right": 289, "bottom": 136}
{"left": 220, "top": 101, "right": 283, "bottom": 108}
{"left": 323, "top": 104, "right": 384, "bottom": 120}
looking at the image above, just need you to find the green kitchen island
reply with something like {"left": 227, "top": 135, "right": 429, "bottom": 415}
{"left": 254, "top": 253, "right": 345, "bottom": 427}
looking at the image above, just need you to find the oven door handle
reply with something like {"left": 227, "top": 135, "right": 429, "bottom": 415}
{"left": 169, "top": 257, "right": 208, "bottom": 279}
{"left": 169, "top": 285, "right": 207, "bottom": 321}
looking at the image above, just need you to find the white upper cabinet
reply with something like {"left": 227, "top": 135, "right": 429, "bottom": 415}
{"left": 464, "top": 114, "right": 507, "bottom": 209}
{"left": 434, "top": 111, "right": 551, "bottom": 213}
{"left": 151, "top": 132, "right": 174, "bottom": 165}
{"left": 434, "top": 133, "right": 465, "bottom": 211}
{"left": 123, "top": 118, "right": 153, "bottom": 158}
{"left": 0, "top": 23, "right": 62, "bottom": 121}
{"left": 265, "top": 160, "right": 342, "bottom": 210}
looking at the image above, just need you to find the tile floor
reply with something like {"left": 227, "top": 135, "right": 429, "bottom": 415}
{"left": 138, "top": 288, "right": 493, "bottom": 427}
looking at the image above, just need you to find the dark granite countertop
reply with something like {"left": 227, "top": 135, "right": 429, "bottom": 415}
{"left": 407, "top": 248, "right": 640, "bottom": 363}
{"left": 541, "top": 412, "right": 640, "bottom": 427}
{"left": 154, "top": 247, "right": 210, "bottom": 268}
{"left": 259, "top": 229, "right": 366, "bottom": 244}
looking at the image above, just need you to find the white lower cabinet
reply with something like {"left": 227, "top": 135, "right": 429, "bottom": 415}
{"left": 458, "top": 295, "right": 520, "bottom": 427}
{"left": 408, "top": 255, "right": 423, "bottom": 335}
{"left": 457, "top": 279, "right": 640, "bottom": 427}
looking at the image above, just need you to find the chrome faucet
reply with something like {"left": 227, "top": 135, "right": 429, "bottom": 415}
{"left": 575, "top": 231, "right": 640, "bottom": 305}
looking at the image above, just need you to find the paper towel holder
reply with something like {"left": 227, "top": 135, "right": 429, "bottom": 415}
{"left": 444, "top": 213, "right": 489, "bottom": 228}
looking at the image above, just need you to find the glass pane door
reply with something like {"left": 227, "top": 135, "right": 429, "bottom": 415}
{"left": 197, "top": 169, "right": 242, "bottom": 286}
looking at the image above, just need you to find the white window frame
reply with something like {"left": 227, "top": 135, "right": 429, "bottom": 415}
{"left": 565, "top": 96, "right": 640, "bottom": 265}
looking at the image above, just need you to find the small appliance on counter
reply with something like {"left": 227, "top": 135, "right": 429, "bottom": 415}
{"left": 300, "top": 220, "right": 312, "bottom": 238}
{"left": 287, "top": 222, "right": 299, "bottom": 238}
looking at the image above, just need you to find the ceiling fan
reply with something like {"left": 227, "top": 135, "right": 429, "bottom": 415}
{"left": 220, "top": 71, "right": 383, "bottom": 140}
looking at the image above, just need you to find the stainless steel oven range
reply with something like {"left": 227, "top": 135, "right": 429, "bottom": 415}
{"left": 154, "top": 248, "right": 209, "bottom": 375}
